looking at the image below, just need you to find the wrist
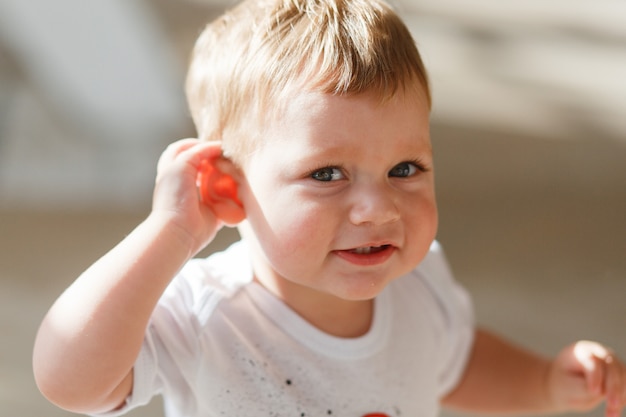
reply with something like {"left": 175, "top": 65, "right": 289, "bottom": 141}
{"left": 542, "top": 358, "right": 563, "bottom": 414}
{"left": 144, "top": 211, "right": 205, "bottom": 260}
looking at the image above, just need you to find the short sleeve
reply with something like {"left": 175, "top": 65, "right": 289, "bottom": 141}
{"left": 89, "top": 338, "right": 160, "bottom": 416}
{"left": 418, "top": 241, "right": 475, "bottom": 397}
{"left": 90, "top": 266, "right": 207, "bottom": 417}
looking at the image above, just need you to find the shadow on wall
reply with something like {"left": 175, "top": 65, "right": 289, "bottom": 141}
{"left": 0, "top": 0, "right": 192, "bottom": 209}
{"left": 0, "top": 0, "right": 624, "bottom": 210}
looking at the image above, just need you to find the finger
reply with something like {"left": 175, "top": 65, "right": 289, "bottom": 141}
{"left": 156, "top": 138, "right": 201, "bottom": 177}
{"left": 161, "top": 138, "right": 201, "bottom": 161}
{"left": 176, "top": 140, "right": 224, "bottom": 169}
{"left": 574, "top": 341, "right": 609, "bottom": 395}
{"left": 588, "top": 353, "right": 605, "bottom": 396}
{"left": 604, "top": 355, "right": 624, "bottom": 417}
{"left": 156, "top": 140, "right": 225, "bottom": 186}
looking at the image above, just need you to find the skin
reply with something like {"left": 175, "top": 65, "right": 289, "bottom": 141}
{"left": 235, "top": 87, "right": 437, "bottom": 336}
{"left": 33, "top": 86, "right": 626, "bottom": 416}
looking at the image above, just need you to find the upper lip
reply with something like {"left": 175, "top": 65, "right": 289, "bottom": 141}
{"left": 338, "top": 240, "right": 398, "bottom": 252}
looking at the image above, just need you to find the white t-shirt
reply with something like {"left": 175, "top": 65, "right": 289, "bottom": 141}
{"left": 98, "top": 240, "right": 474, "bottom": 417}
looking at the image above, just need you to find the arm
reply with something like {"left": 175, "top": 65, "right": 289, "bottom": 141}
{"left": 442, "top": 328, "right": 553, "bottom": 414}
{"left": 32, "top": 139, "right": 244, "bottom": 414}
{"left": 443, "top": 328, "right": 626, "bottom": 416}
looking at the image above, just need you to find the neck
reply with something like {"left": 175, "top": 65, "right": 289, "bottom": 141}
{"left": 254, "top": 275, "right": 374, "bottom": 338}
{"left": 292, "top": 294, "right": 374, "bottom": 338}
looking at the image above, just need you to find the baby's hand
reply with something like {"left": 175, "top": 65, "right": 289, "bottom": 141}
{"left": 548, "top": 341, "right": 625, "bottom": 417}
{"left": 152, "top": 139, "right": 244, "bottom": 256}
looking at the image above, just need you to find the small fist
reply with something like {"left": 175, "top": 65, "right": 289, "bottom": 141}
{"left": 549, "top": 341, "right": 625, "bottom": 417}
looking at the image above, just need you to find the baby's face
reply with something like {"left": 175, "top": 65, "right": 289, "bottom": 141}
{"left": 236, "top": 87, "right": 437, "bottom": 307}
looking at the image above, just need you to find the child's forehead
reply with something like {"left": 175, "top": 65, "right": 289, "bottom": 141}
{"left": 272, "top": 82, "right": 430, "bottom": 125}
{"left": 229, "top": 80, "right": 431, "bottom": 166}
{"left": 240, "top": 86, "right": 430, "bottom": 158}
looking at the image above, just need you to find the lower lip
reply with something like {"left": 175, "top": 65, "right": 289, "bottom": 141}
{"left": 333, "top": 246, "right": 395, "bottom": 266}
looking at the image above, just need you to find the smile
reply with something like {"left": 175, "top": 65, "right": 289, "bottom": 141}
{"left": 335, "top": 244, "right": 395, "bottom": 266}
{"left": 350, "top": 245, "right": 391, "bottom": 255}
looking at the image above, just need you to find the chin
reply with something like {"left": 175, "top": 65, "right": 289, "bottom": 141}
{"left": 335, "top": 278, "right": 389, "bottom": 301}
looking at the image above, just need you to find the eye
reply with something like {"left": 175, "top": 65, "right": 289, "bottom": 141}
{"left": 389, "top": 162, "right": 421, "bottom": 178}
{"left": 311, "top": 167, "right": 344, "bottom": 182}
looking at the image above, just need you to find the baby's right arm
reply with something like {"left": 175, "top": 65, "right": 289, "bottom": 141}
{"left": 32, "top": 139, "right": 244, "bottom": 414}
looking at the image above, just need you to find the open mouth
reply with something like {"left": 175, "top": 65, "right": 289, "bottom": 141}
{"left": 349, "top": 245, "right": 391, "bottom": 255}
{"left": 336, "top": 244, "right": 395, "bottom": 266}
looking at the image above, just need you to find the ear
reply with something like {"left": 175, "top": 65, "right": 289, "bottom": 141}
{"left": 197, "top": 158, "right": 246, "bottom": 226}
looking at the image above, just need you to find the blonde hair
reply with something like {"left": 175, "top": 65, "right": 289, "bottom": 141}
{"left": 186, "top": 0, "right": 431, "bottom": 163}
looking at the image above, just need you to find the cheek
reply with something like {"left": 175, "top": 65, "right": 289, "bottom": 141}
{"left": 247, "top": 188, "right": 332, "bottom": 261}
{"left": 420, "top": 197, "right": 439, "bottom": 235}
{"left": 269, "top": 212, "right": 320, "bottom": 255}
{"left": 402, "top": 193, "right": 439, "bottom": 249}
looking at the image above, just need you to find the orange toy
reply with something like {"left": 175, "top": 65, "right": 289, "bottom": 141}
{"left": 197, "top": 159, "right": 241, "bottom": 206}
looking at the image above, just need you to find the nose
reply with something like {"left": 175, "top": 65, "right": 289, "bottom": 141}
{"left": 348, "top": 183, "right": 401, "bottom": 226}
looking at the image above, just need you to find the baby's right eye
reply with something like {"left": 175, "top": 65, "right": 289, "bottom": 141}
{"left": 311, "top": 167, "right": 344, "bottom": 182}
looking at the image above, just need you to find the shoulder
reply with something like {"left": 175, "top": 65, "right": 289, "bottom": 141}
{"left": 159, "top": 240, "right": 254, "bottom": 323}
{"left": 178, "top": 240, "right": 253, "bottom": 295}
{"left": 393, "top": 241, "right": 475, "bottom": 395}
{"left": 415, "top": 240, "right": 454, "bottom": 282}
{"left": 394, "top": 240, "right": 472, "bottom": 321}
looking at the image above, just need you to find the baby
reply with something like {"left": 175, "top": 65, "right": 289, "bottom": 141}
{"left": 33, "top": 0, "right": 626, "bottom": 416}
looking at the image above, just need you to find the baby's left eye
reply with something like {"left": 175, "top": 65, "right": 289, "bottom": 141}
{"left": 311, "top": 166, "right": 344, "bottom": 182}
{"left": 388, "top": 162, "right": 419, "bottom": 178}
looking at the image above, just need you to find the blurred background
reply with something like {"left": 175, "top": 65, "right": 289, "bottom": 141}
{"left": 0, "top": 0, "right": 624, "bottom": 416}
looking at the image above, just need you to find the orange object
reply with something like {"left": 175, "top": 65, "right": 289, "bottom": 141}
{"left": 197, "top": 159, "right": 241, "bottom": 205}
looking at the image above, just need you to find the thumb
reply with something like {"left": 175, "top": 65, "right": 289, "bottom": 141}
{"left": 574, "top": 341, "right": 611, "bottom": 396}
